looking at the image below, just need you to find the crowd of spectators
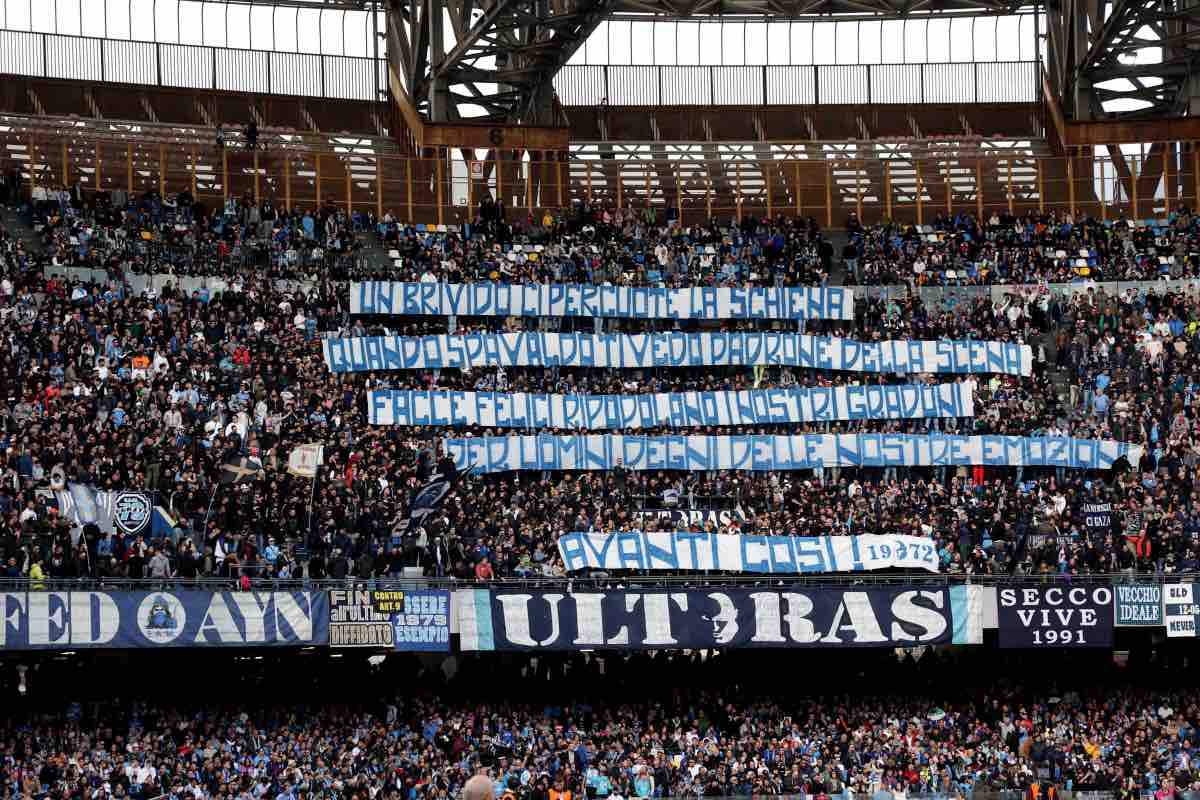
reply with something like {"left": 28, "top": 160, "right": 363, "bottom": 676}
{"left": 2, "top": 648, "right": 1198, "bottom": 800}
{"left": 1, "top": 182, "right": 1200, "bottom": 585}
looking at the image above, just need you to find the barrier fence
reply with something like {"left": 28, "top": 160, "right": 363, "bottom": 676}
{"left": 3, "top": 129, "right": 1198, "bottom": 227}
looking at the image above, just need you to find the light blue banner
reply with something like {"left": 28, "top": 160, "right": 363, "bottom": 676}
{"left": 351, "top": 282, "right": 854, "bottom": 320}
{"left": 368, "top": 384, "right": 975, "bottom": 428}
{"left": 557, "top": 531, "right": 939, "bottom": 573}
{"left": 325, "top": 333, "right": 1033, "bottom": 376}
{"left": 446, "top": 434, "right": 1142, "bottom": 473}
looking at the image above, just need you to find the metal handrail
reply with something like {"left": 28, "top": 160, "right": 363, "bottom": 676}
{"left": 0, "top": 572, "right": 1182, "bottom": 591}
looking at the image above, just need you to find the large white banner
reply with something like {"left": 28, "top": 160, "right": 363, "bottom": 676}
{"left": 351, "top": 282, "right": 853, "bottom": 320}
{"left": 446, "top": 433, "right": 1142, "bottom": 473}
{"left": 368, "top": 384, "right": 975, "bottom": 428}
{"left": 557, "top": 531, "right": 940, "bottom": 573}
{"left": 324, "top": 332, "right": 1033, "bottom": 376}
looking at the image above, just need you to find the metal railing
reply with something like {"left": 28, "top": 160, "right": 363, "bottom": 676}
{"left": 1, "top": 115, "right": 1196, "bottom": 228}
{"left": 554, "top": 61, "right": 1039, "bottom": 107}
{"left": 0, "top": 573, "right": 1184, "bottom": 592}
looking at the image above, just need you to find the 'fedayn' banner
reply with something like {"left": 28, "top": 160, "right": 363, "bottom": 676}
{"left": 368, "top": 384, "right": 975, "bottom": 428}
{"left": 446, "top": 434, "right": 1142, "bottom": 473}
{"left": 455, "top": 586, "right": 979, "bottom": 651}
{"left": 1113, "top": 584, "right": 1163, "bottom": 626}
{"left": 323, "top": 333, "right": 1033, "bottom": 376}
{"left": 557, "top": 532, "right": 939, "bottom": 573}
{"left": 351, "top": 282, "right": 853, "bottom": 320}
{"left": 0, "top": 591, "right": 328, "bottom": 649}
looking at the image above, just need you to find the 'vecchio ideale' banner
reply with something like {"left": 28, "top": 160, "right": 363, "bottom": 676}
{"left": 351, "top": 282, "right": 853, "bottom": 320}
{"left": 324, "top": 333, "right": 1032, "bottom": 375}
{"left": 368, "top": 384, "right": 974, "bottom": 428}
{"left": 557, "top": 532, "right": 939, "bottom": 573}
{"left": 446, "top": 434, "right": 1141, "bottom": 473}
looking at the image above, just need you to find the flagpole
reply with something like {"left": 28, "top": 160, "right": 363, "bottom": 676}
{"left": 202, "top": 482, "right": 220, "bottom": 536}
{"left": 305, "top": 465, "right": 320, "bottom": 543}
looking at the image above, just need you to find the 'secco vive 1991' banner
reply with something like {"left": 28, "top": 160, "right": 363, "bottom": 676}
{"left": 456, "top": 586, "right": 985, "bottom": 651}
{"left": 997, "top": 585, "right": 1114, "bottom": 648}
{"left": 0, "top": 591, "right": 328, "bottom": 649}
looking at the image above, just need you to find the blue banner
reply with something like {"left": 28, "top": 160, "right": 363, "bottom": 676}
{"left": 1113, "top": 584, "right": 1163, "bottom": 626}
{"left": 446, "top": 433, "right": 1143, "bottom": 473}
{"left": 351, "top": 282, "right": 853, "bottom": 320}
{"left": 323, "top": 333, "right": 1033, "bottom": 376}
{"left": 557, "top": 532, "right": 939, "bottom": 573}
{"left": 328, "top": 589, "right": 450, "bottom": 651}
{"left": 0, "top": 591, "right": 328, "bottom": 649}
{"left": 456, "top": 587, "right": 962, "bottom": 651}
{"left": 368, "top": 384, "right": 975, "bottom": 428}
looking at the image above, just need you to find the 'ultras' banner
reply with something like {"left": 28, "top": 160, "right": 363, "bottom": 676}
{"left": 446, "top": 434, "right": 1142, "bottom": 473}
{"left": 323, "top": 333, "right": 1033, "bottom": 376}
{"left": 352, "top": 282, "right": 853, "bottom": 320}
{"left": 368, "top": 384, "right": 974, "bottom": 428}
{"left": 329, "top": 589, "right": 451, "bottom": 651}
{"left": 997, "top": 586, "right": 1114, "bottom": 648}
{"left": 557, "top": 532, "right": 939, "bottom": 573}
{"left": 0, "top": 591, "right": 328, "bottom": 649}
{"left": 456, "top": 586, "right": 984, "bottom": 651}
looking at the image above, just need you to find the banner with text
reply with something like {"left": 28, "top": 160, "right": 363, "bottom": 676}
{"left": 1113, "top": 584, "right": 1163, "bottom": 626}
{"left": 997, "top": 586, "right": 1114, "bottom": 648}
{"left": 446, "top": 434, "right": 1142, "bottom": 473}
{"left": 1164, "top": 583, "right": 1200, "bottom": 638}
{"left": 324, "top": 333, "right": 1033, "bottom": 376}
{"left": 351, "top": 282, "right": 853, "bottom": 320}
{"left": 329, "top": 589, "right": 451, "bottom": 651}
{"left": 557, "top": 532, "right": 939, "bottom": 574}
{"left": 368, "top": 384, "right": 975, "bottom": 428}
{"left": 456, "top": 586, "right": 971, "bottom": 651}
{"left": 0, "top": 591, "right": 328, "bottom": 649}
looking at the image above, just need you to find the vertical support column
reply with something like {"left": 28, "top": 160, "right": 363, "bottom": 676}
{"left": 497, "top": 152, "right": 504, "bottom": 206}
{"left": 406, "top": 157, "right": 414, "bottom": 222}
{"left": 855, "top": 161, "right": 862, "bottom": 220}
{"left": 376, "top": 158, "right": 383, "bottom": 219}
{"left": 944, "top": 160, "right": 951, "bottom": 215}
{"left": 96, "top": 143, "right": 103, "bottom": 194}
{"left": 190, "top": 146, "right": 197, "bottom": 197}
{"left": 345, "top": 165, "right": 351, "bottom": 216}
{"left": 1066, "top": 154, "right": 1075, "bottom": 216}
{"left": 1037, "top": 159, "right": 1044, "bottom": 213}
{"left": 62, "top": 140, "right": 69, "bottom": 188}
{"left": 1131, "top": 158, "right": 1139, "bottom": 219}
{"left": 529, "top": 154, "right": 535, "bottom": 217}
{"left": 127, "top": 143, "right": 134, "bottom": 196}
{"left": 221, "top": 146, "right": 228, "bottom": 201}
{"left": 794, "top": 161, "right": 801, "bottom": 217}
{"left": 706, "top": 175, "right": 712, "bottom": 220}
{"left": 28, "top": 136, "right": 37, "bottom": 195}
{"left": 436, "top": 152, "right": 444, "bottom": 226}
{"left": 915, "top": 160, "right": 923, "bottom": 226}
{"left": 1006, "top": 159, "right": 1014, "bottom": 215}
{"left": 974, "top": 159, "right": 984, "bottom": 219}
{"left": 466, "top": 154, "right": 473, "bottom": 219}
{"left": 1099, "top": 158, "right": 1107, "bottom": 222}
{"left": 616, "top": 162, "right": 623, "bottom": 210}
{"left": 824, "top": 162, "right": 832, "bottom": 228}
{"left": 557, "top": 158, "right": 564, "bottom": 209}
{"left": 729, "top": 165, "right": 739, "bottom": 224}
{"left": 675, "top": 163, "right": 682, "bottom": 224}
{"left": 315, "top": 154, "right": 323, "bottom": 208}
{"left": 284, "top": 155, "right": 291, "bottom": 211}
{"left": 1165, "top": 144, "right": 1172, "bottom": 211}
{"left": 884, "top": 162, "right": 892, "bottom": 220}
{"left": 765, "top": 163, "right": 773, "bottom": 220}
{"left": 1194, "top": 148, "right": 1200, "bottom": 213}
{"left": 585, "top": 161, "right": 592, "bottom": 202}
{"left": 253, "top": 150, "right": 260, "bottom": 203}
{"left": 158, "top": 144, "right": 165, "bottom": 199}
